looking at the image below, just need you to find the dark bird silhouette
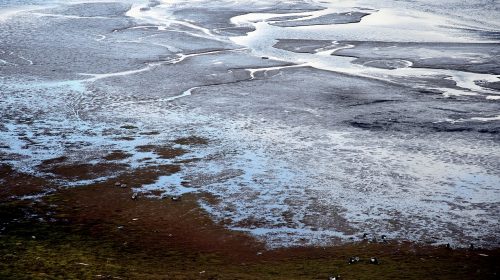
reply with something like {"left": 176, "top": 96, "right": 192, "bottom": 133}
{"left": 348, "top": 256, "right": 360, "bottom": 264}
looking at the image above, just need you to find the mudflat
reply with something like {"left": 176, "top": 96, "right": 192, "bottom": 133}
{"left": 1, "top": 0, "right": 499, "bottom": 278}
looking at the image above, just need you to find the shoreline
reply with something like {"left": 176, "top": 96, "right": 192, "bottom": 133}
{"left": 1, "top": 163, "right": 499, "bottom": 279}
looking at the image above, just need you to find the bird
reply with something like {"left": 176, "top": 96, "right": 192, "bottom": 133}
{"left": 445, "top": 243, "right": 451, "bottom": 249}
{"left": 469, "top": 243, "right": 474, "bottom": 250}
{"left": 369, "top": 257, "right": 379, "bottom": 265}
{"left": 131, "top": 193, "right": 138, "bottom": 200}
{"left": 348, "top": 256, "right": 360, "bottom": 264}
{"left": 381, "top": 235, "right": 387, "bottom": 242}
{"left": 362, "top": 233, "right": 369, "bottom": 239}
{"left": 329, "top": 275, "right": 341, "bottom": 280}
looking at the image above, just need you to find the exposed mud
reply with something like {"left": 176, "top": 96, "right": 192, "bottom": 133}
{"left": 1, "top": 167, "right": 499, "bottom": 279}
{"left": 1, "top": 1, "right": 499, "bottom": 277}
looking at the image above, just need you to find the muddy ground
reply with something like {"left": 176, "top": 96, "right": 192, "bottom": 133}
{"left": 1, "top": 0, "right": 499, "bottom": 278}
{"left": 1, "top": 162, "right": 499, "bottom": 279}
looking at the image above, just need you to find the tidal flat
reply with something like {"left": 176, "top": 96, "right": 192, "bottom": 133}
{"left": 1, "top": 164, "right": 499, "bottom": 279}
{"left": 1, "top": 0, "right": 499, "bottom": 278}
